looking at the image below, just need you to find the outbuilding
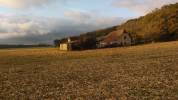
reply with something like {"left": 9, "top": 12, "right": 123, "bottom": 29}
{"left": 98, "top": 29, "right": 133, "bottom": 48}
{"left": 59, "top": 38, "right": 71, "bottom": 51}
{"left": 59, "top": 36, "right": 83, "bottom": 51}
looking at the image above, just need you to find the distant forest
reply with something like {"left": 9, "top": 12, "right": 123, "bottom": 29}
{"left": 0, "top": 44, "right": 51, "bottom": 49}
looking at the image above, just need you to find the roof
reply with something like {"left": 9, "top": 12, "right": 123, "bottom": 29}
{"left": 60, "top": 36, "right": 80, "bottom": 43}
{"left": 101, "top": 29, "right": 128, "bottom": 43}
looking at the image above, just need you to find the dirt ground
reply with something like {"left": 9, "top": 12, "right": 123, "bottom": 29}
{"left": 0, "top": 41, "right": 178, "bottom": 100}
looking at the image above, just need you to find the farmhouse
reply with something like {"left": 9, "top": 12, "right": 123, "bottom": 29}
{"left": 58, "top": 29, "right": 133, "bottom": 50}
{"left": 58, "top": 34, "right": 97, "bottom": 51}
{"left": 98, "top": 29, "right": 133, "bottom": 48}
{"left": 59, "top": 38, "right": 71, "bottom": 51}
{"left": 59, "top": 37, "right": 81, "bottom": 51}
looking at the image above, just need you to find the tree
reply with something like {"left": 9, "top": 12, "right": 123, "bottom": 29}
{"left": 54, "top": 39, "right": 60, "bottom": 47}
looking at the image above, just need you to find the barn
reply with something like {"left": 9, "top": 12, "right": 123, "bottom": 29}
{"left": 59, "top": 37, "right": 81, "bottom": 51}
{"left": 58, "top": 35, "right": 97, "bottom": 51}
{"left": 98, "top": 29, "right": 133, "bottom": 48}
{"left": 59, "top": 38, "right": 71, "bottom": 51}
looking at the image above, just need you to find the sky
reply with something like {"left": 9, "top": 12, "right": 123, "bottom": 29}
{"left": 0, "top": 0, "right": 177, "bottom": 44}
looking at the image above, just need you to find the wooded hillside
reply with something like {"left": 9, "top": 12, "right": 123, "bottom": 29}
{"left": 82, "top": 3, "right": 178, "bottom": 44}
{"left": 118, "top": 3, "right": 178, "bottom": 43}
{"left": 55, "top": 3, "right": 178, "bottom": 46}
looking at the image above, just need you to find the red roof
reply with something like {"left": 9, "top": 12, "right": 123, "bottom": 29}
{"left": 102, "top": 29, "right": 126, "bottom": 43}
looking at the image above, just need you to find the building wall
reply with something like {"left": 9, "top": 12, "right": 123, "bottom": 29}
{"left": 60, "top": 43, "right": 69, "bottom": 51}
{"left": 106, "top": 33, "right": 132, "bottom": 46}
{"left": 98, "top": 33, "right": 132, "bottom": 48}
{"left": 120, "top": 34, "right": 132, "bottom": 46}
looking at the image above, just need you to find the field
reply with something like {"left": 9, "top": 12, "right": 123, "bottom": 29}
{"left": 0, "top": 41, "right": 178, "bottom": 100}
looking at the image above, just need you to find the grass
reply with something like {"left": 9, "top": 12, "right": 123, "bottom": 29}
{"left": 0, "top": 41, "right": 178, "bottom": 99}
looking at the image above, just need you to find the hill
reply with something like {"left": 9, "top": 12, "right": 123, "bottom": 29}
{"left": 77, "top": 3, "right": 178, "bottom": 44}
{"left": 0, "top": 41, "right": 178, "bottom": 99}
{"left": 118, "top": 3, "right": 178, "bottom": 43}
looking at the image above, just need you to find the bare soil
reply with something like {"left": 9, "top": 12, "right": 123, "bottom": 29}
{"left": 0, "top": 41, "right": 178, "bottom": 100}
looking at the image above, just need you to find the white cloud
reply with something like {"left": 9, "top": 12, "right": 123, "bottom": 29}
{"left": 64, "top": 10, "right": 126, "bottom": 25}
{"left": 64, "top": 10, "right": 92, "bottom": 22}
{"left": 0, "top": 0, "right": 59, "bottom": 9}
{"left": 113, "top": 0, "right": 178, "bottom": 14}
{"left": 0, "top": 15, "right": 50, "bottom": 39}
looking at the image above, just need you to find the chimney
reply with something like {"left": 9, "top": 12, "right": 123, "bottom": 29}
{"left": 68, "top": 38, "right": 71, "bottom": 43}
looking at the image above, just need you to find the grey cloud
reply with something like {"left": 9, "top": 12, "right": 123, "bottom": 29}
{"left": 0, "top": 11, "right": 126, "bottom": 44}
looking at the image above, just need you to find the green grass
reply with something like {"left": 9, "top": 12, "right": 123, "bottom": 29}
{"left": 0, "top": 41, "right": 178, "bottom": 99}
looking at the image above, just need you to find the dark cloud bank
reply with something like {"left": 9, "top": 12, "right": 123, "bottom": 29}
{"left": 0, "top": 14, "right": 125, "bottom": 44}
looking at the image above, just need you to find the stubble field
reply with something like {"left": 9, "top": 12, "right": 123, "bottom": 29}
{"left": 0, "top": 41, "right": 178, "bottom": 100}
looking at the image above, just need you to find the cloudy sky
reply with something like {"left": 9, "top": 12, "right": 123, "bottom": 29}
{"left": 0, "top": 0, "right": 177, "bottom": 44}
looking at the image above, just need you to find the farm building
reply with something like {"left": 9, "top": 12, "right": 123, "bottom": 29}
{"left": 57, "top": 34, "right": 97, "bottom": 51}
{"left": 59, "top": 38, "right": 72, "bottom": 51}
{"left": 59, "top": 37, "right": 81, "bottom": 51}
{"left": 98, "top": 29, "right": 133, "bottom": 48}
